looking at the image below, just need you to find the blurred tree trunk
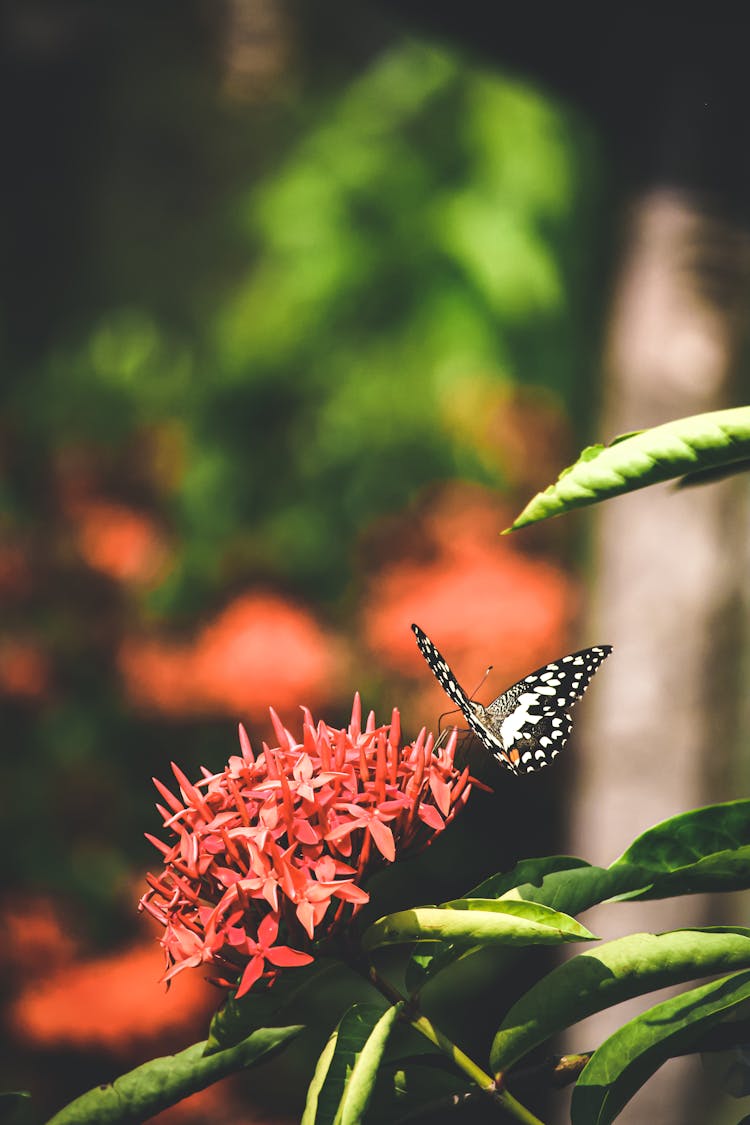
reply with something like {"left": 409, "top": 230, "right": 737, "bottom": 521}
{"left": 567, "top": 190, "right": 750, "bottom": 1124}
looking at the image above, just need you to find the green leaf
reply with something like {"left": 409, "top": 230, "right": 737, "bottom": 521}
{"left": 302, "top": 1027, "right": 341, "bottom": 1125}
{"left": 402, "top": 834, "right": 727, "bottom": 999}
{"left": 46, "top": 1026, "right": 303, "bottom": 1124}
{"left": 676, "top": 455, "right": 750, "bottom": 489}
{"left": 363, "top": 904, "right": 597, "bottom": 951}
{"left": 404, "top": 857, "right": 594, "bottom": 993}
{"left": 496, "top": 863, "right": 623, "bottom": 915}
{"left": 571, "top": 970, "right": 750, "bottom": 1125}
{"left": 439, "top": 897, "right": 596, "bottom": 941}
{"left": 339, "top": 1004, "right": 403, "bottom": 1125}
{"left": 468, "top": 855, "right": 593, "bottom": 899}
{"left": 505, "top": 405, "right": 750, "bottom": 531}
{"left": 490, "top": 928, "right": 750, "bottom": 1073}
{"left": 301, "top": 1003, "right": 389, "bottom": 1125}
{"left": 614, "top": 800, "right": 750, "bottom": 873}
{"left": 404, "top": 859, "right": 624, "bottom": 996}
{"left": 609, "top": 800, "right": 750, "bottom": 901}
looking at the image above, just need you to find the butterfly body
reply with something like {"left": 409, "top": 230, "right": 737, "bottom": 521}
{"left": 412, "top": 624, "right": 611, "bottom": 775}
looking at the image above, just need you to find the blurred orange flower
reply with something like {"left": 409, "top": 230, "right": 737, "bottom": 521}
{"left": 11, "top": 941, "right": 214, "bottom": 1054}
{"left": 68, "top": 498, "right": 170, "bottom": 586}
{"left": 361, "top": 483, "right": 576, "bottom": 720}
{"left": 119, "top": 593, "right": 340, "bottom": 718}
{"left": 0, "top": 639, "right": 51, "bottom": 700}
{"left": 2, "top": 897, "right": 79, "bottom": 980}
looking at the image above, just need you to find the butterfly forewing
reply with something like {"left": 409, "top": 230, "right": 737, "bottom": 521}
{"left": 412, "top": 625, "right": 473, "bottom": 713}
{"left": 411, "top": 623, "right": 611, "bottom": 775}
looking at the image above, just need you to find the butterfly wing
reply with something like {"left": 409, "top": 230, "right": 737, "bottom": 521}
{"left": 483, "top": 645, "right": 612, "bottom": 774}
{"left": 411, "top": 624, "right": 473, "bottom": 714}
{"left": 411, "top": 625, "right": 611, "bottom": 776}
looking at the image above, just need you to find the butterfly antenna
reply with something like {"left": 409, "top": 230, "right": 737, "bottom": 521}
{"left": 469, "top": 664, "right": 493, "bottom": 702}
{"left": 437, "top": 704, "right": 462, "bottom": 734}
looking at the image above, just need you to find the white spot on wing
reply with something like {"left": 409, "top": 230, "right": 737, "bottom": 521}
{"left": 499, "top": 694, "right": 542, "bottom": 747}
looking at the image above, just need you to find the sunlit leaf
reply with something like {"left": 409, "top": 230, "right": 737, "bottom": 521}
{"left": 490, "top": 928, "right": 750, "bottom": 1072}
{"left": 47, "top": 1027, "right": 303, "bottom": 1124}
{"left": 609, "top": 800, "right": 750, "bottom": 901}
{"left": 404, "top": 858, "right": 614, "bottom": 994}
{"left": 439, "top": 897, "right": 596, "bottom": 940}
{"left": 339, "top": 1004, "right": 403, "bottom": 1125}
{"left": 468, "top": 855, "right": 593, "bottom": 899}
{"left": 495, "top": 862, "right": 621, "bottom": 915}
{"left": 364, "top": 903, "right": 596, "bottom": 951}
{"left": 506, "top": 406, "right": 750, "bottom": 531}
{"left": 571, "top": 970, "right": 750, "bottom": 1125}
{"left": 302, "top": 1025, "right": 340, "bottom": 1125}
{"left": 301, "top": 1003, "right": 389, "bottom": 1125}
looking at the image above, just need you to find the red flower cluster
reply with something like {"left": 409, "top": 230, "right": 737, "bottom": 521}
{"left": 141, "top": 696, "right": 472, "bottom": 998}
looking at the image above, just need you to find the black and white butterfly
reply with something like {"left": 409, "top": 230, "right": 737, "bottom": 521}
{"left": 412, "top": 623, "right": 612, "bottom": 775}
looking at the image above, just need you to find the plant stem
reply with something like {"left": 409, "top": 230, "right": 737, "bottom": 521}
{"left": 366, "top": 965, "right": 545, "bottom": 1125}
{"left": 410, "top": 1012, "right": 545, "bottom": 1125}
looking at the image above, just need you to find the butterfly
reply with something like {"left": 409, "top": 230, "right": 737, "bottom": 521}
{"left": 412, "top": 624, "right": 612, "bottom": 775}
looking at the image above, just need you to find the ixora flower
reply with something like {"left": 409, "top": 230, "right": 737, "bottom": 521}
{"left": 140, "top": 695, "right": 473, "bottom": 998}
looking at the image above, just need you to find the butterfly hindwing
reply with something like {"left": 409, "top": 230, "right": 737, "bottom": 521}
{"left": 412, "top": 623, "right": 611, "bottom": 775}
{"left": 482, "top": 646, "right": 612, "bottom": 774}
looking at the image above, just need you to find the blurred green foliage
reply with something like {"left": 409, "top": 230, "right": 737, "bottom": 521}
{"left": 7, "top": 36, "right": 599, "bottom": 617}
{"left": 1, "top": 6, "right": 608, "bottom": 1119}
{"left": 1, "top": 1, "right": 605, "bottom": 956}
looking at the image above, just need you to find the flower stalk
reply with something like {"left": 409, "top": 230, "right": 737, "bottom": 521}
{"left": 363, "top": 963, "right": 544, "bottom": 1125}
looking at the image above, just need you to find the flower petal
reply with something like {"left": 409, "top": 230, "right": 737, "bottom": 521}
{"left": 418, "top": 802, "right": 445, "bottom": 831}
{"left": 325, "top": 821, "right": 359, "bottom": 843}
{"left": 296, "top": 900, "right": 317, "bottom": 940}
{"left": 367, "top": 817, "right": 396, "bottom": 861}
{"left": 257, "top": 911, "right": 280, "bottom": 948}
{"left": 265, "top": 945, "right": 314, "bottom": 968}
{"left": 428, "top": 772, "right": 452, "bottom": 817}
{"left": 294, "top": 818, "right": 321, "bottom": 845}
{"left": 235, "top": 954, "right": 266, "bottom": 999}
{"left": 328, "top": 880, "right": 370, "bottom": 905}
